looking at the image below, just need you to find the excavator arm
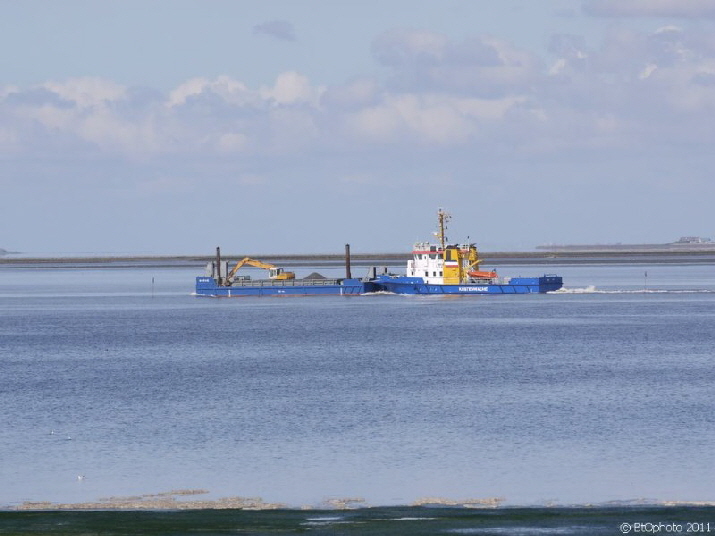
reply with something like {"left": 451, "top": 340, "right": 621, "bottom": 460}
{"left": 226, "top": 257, "right": 295, "bottom": 282}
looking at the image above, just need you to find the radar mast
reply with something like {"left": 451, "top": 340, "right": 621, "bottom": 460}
{"left": 435, "top": 208, "right": 451, "bottom": 250}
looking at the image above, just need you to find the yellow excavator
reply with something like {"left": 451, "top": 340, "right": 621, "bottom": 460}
{"left": 226, "top": 257, "right": 295, "bottom": 282}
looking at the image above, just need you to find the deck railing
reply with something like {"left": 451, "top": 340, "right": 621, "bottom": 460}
{"left": 227, "top": 278, "right": 341, "bottom": 288}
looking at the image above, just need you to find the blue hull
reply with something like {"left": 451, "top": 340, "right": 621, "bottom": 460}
{"left": 195, "top": 275, "right": 563, "bottom": 297}
{"left": 195, "top": 277, "right": 368, "bottom": 297}
{"left": 372, "top": 275, "right": 563, "bottom": 295}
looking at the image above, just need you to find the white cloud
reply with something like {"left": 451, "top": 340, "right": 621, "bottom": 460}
{"left": 167, "top": 77, "right": 210, "bottom": 107}
{"left": 168, "top": 76, "right": 255, "bottom": 107}
{"left": 639, "top": 62, "right": 658, "bottom": 79}
{"left": 342, "top": 92, "right": 524, "bottom": 146}
{"left": 372, "top": 28, "right": 448, "bottom": 66}
{"left": 373, "top": 29, "right": 541, "bottom": 96}
{"left": 23, "top": 103, "right": 74, "bottom": 131}
{"left": 3, "top": 20, "right": 715, "bottom": 254}
{"left": 345, "top": 103, "right": 403, "bottom": 143}
{"left": 398, "top": 96, "right": 472, "bottom": 144}
{"left": 260, "top": 71, "right": 323, "bottom": 106}
{"left": 583, "top": 0, "right": 715, "bottom": 18}
{"left": 321, "top": 77, "right": 379, "bottom": 109}
{"left": 457, "top": 96, "right": 527, "bottom": 121}
{"left": 2, "top": 26, "right": 715, "bottom": 164}
{"left": 0, "top": 85, "right": 20, "bottom": 99}
{"left": 42, "top": 77, "right": 127, "bottom": 109}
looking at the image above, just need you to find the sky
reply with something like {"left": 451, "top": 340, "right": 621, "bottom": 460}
{"left": 1, "top": 0, "right": 714, "bottom": 254}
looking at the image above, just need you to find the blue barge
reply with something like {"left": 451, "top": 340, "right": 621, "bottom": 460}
{"left": 195, "top": 275, "right": 369, "bottom": 297}
{"left": 194, "top": 209, "right": 563, "bottom": 297}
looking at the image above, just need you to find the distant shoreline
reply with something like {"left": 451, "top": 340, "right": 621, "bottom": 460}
{"left": 1, "top": 249, "right": 714, "bottom": 267}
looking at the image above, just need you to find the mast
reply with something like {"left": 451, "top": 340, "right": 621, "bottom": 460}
{"left": 215, "top": 246, "right": 222, "bottom": 285}
{"left": 345, "top": 243, "right": 352, "bottom": 279}
{"left": 436, "top": 208, "right": 451, "bottom": 250}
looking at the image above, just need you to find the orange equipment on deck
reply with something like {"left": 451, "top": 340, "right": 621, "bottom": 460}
{"left": 468, "top": 270, "right": 497, "bottom": 279}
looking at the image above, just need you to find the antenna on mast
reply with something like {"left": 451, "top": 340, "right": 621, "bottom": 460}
{"left": 435, "top": 208, "right": 451, "bottom": 250}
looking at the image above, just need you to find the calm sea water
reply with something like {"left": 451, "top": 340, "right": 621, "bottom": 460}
{"left": 1, "top": 261, "right": 714, "bottom": 524}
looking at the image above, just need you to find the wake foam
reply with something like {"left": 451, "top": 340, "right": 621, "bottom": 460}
{"left": 552, "top": 286, "right": 714, "bottom": 294}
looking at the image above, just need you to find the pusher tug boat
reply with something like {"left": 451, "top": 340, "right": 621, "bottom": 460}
{"left": 372, "top": 209, "right": 563, "bottom": 295}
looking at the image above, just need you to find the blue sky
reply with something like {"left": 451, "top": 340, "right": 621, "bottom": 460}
{"left": 2, "top": 0, "right": 714, "bottom": 254}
